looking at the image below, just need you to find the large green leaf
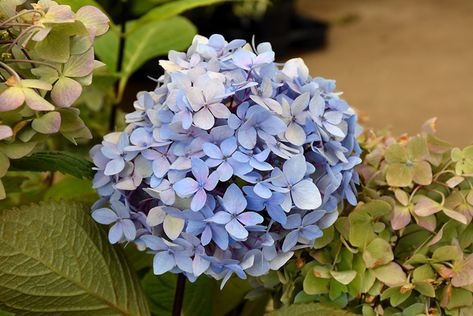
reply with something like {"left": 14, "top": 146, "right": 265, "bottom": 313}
{"left": 56, "top": 0, "right": 106, "bottom": 13}
{"left": 130, "top": 0, "right": 226, "bottom": 32}
{"left": 95, "top": 16, "right": 196, "bottom": 99}
{"left": 0, "top": 201, "right": 149, "bottom": 315}
{"left": 265, "top": 303, "right": 360, "bottom": 316}
{"left": 142, "top": 271, "right": 251, "bottom": 316}
{"left": 9, "top": 151, "right": 94, "bottom": 179}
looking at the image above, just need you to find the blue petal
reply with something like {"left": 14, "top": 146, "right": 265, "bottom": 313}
{"left": 292, "top": 179, "right": 322, "bottom": 210}
{"left": 207, "top": 211, "right": 232, "bottom": 224}
{"left": 282, "top": 230, "right": 299, "bottom": 252}
{"left": 173, "top": 178, "right": 198, "bottom": 197}
{"left": 92, "top": 208, "right": 117, "bottom": 224}
{"left": 203, "top": 142, "right": 223, "bottom": 159}
{"left": 153, "top": 251, "right": 175, "bottom": 275}
{"left": 222, "top": 184, "right": 247, "bottom": 214}
{"left": 237, "top": 211, "right": 263, "bottom": 226}
{"left": 225, "top": 218, "right": 248, "bottom": 240}
{"left": 104, "top": 158, "right": 125, "bottom": 176}
{"left": 191, "top": 157, "right": 209, "bottom": 183}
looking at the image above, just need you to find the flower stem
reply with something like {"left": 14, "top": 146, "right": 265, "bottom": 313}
{"left": 172, "top": 274, "right": 186, "bottom": 316}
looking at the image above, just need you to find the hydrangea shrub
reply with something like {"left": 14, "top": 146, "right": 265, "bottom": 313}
{"left": 0, "top": 0, "right": 109, "bottom": 198}
{"left": 259, "top": 120, "right": 473, "bottom": 316}
{"left": 91, "top": 34, "right": 361, "bottom": 286}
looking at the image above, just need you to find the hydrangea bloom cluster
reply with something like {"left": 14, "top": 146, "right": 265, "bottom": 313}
{"left": 91, "top": 34, "right": 361, "bottom": 287}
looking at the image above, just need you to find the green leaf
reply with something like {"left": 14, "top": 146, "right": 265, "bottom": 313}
{"left": 33, "top": 30, "right": 71, "bottom": 63}
{"left": 44, "top": 175, "right": 97, "bottom": 203}
{"left": 414, "top": 281, "right": 435, "bottom": 297}
{"left": 303, "top": 269, "right": 330, "bottom": 295}
{"left": 55, "top": 0, "right": 107, "bottom": 13}
{"left": 120, "top": 17, "right": 196, "bottom": 95}
{"left": 330, "top": 270, "right": 357, "bottom": 285}
{"left": 265, "top": 302, "right": 360, "bottom": 316}
{"left": 32, "top": 111, "right": 61, "bottom": 134}
{"left": 0, "top": 141, "right": 37, "bottom": 159}
{"left": 432, "top": 245, "right": 461, "bottom": 262}
{"left": 0, "top": 201, "right": 149, "bottom": 315}
{"left": 9, "top": 151, "right": 94, "bottom": 179}
{"left": 130, "top": 0, "right": 226, "bottom": 32}
{"left": 386, "top": 163, "right": 413, "bottom": 187}
{"left": 362, "top": 238, "right": 394, "bottom": 268}
{"left": 142, "top": 271, "right": 250, "bottom": 316}
{"left": 373, "top": 262, "right": 406, "bottom": 286}
{"left": 96, "top": 16, "right": 196, "bottom": 99}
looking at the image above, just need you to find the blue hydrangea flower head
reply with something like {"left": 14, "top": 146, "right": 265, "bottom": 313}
{"left": 90, "top": 34, "right": 361, "bottom": 287}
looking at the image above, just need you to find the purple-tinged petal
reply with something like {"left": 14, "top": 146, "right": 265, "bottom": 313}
{"left": 220, "top": 137, "right": 237, "bottom": 157}
{"left": 193, "top": 255, "right": 210, "bottom": 276}
{"left": 121, "top": 219, "right": 137, "bottom": 241}
{"left": 204, "top": 171, "right": 220, "bottom": 191}
{"left": 217, "top": 162, "right": 233, "bottom": 181}
{"left": 282, "top": 230, "right": 299, "bottom": 252}
{"left": 225, "top": 218, "right": 248, "bottom": 240}
{"left": 104, "top": 158, "right": 125, "bottom": 176}
{"left": 292, "top": 179, "right": 322, "bottom": 210}
{"left": 285, "top": 122, "right": 306, "bottom": 146}
{"left": 237, "top": 211, "right": 263, "bottom": 226}
{"left": 208, "top": 211, "right": 232, "bottom": 224}
{"left": 201, "top": 225, "right": 212, "bottom": 245}
{"left": 203, "top": 142, "right": 223, "bottom": 159}
{"left": 191, "top": 189, "right": 208, "bottom": 211}
{"left": 302, "top": 210, "right": 325, "bottom": 226}
{"left": 209, "top": 102, "right": 231, "bottom": 118}
{"left": 194, "top": 107, "right": 215, "bottom": 130}
{"left": 173, "top": 178, "right": 199, "bottom": 197}
{"left": 301, "top": 225, "right": 323, "bottom": 241}
{"left": 153, "top": 251, "right": 175, "bottom": 275}
{"left": 108, "top": 222, "right": 124, "bottom": 244}
{"left": 222, "top": 184, "right": 247, "bottom": 214}
{"left": 211, "top": 225, "right": 229, "bottom": 250}
{"left": 191, "top": 157, "right": 209, "bottom": 183}
{"left": 284, "top": 214, "right": 302, "bottom": 229}
{"left": 253, "top": 182, "right": 272, "bottom": 199}
{"left": 92, "top": 208, "right": 117, "bottom": 224}
{"left": 283, "top": 155, "right": 306, "bottom": 185}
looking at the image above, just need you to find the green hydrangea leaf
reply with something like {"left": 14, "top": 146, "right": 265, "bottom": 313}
{"left": 265, "top": 302, "right": 359, "bottom": 316}
{"left": 303, "top": 269, "right": 330, "bottom": 295}
{"left": 407, "top": 136, "right": 429, "bottom": 161}
{"left": 130, "top": 0, "right": 226, "bottom": 33}
{"left": 33, "top": 29, "right": 71, "bottom": 63}
{"left": 314, "top": 226, "right": 335, "bottom": 249}
{"left": 445, "top": 288, "right": 473, "bottom": 310}
{"left": 414, "top": 281, "right": 435, "bottom": 297}
{"left": 0, "top": 141, "right": 37, "bottom": 159}
{"left": 451, "top": 254, "right": 473, "bottom": 287}
{"left": 385, "top": 143, "right": 407, "bottom": 163}
{"left": 32, "top": 111, "right": 61, "bottom": 134}
{"left": 55, "top": 0, "right": 107, "bottom": 13}
{"left": 373, "top": 262, "right": 406, "bottom": 286}
{"left": 0, "top": 201, "right": 150, "bottom": 315}
{"left": 51, "top": 76, "right": 82, "bottom": 107}
{"left": 412, "top": 264, "right": 436, "bottom": 282}
{"left": 330, "top": 270, "right": 357, "bottom": 285}
{"left": 0, "top": 152, "right": 9, "bottom": 177}
{"left": 44, "top": 176, "right": 97, "bottom": 203}
{"left": 412, "top": 161, "right": 432, "bottom": 185}
{"left": 9, "top": 151, "right": 94, "bottom": 179}
{"left": 386, "top": 163, "right": 413, "bottom": 187}
{"left": 363, "top": 238, "right": 394, "bottom": 268}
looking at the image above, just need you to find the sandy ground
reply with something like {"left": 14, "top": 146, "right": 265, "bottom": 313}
{"left": 296, "top": 0, "right": 473, "bottom": 146}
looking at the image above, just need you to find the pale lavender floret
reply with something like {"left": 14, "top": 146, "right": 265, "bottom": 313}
{"left": 92, "top": 201, "right": 136, "bottom": 244}
{"left": 173, "top": 157, "right": 219, "bottom": 211}
{"left": 282, "top": 210, "right": 325, "bottom": 252}
{"left": 90, "top": 33, "right": 361, "bottom": 286}
{"left": 208, "top": 184, "right": 263, "bottom": 240}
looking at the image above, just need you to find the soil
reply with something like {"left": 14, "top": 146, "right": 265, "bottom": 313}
{"left": 295, "top": 0, "right": 473, "bottom": 146}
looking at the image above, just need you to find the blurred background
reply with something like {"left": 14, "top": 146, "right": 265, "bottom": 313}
{"left": 101, "top": 0, "right": 473, "bottom": 146}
